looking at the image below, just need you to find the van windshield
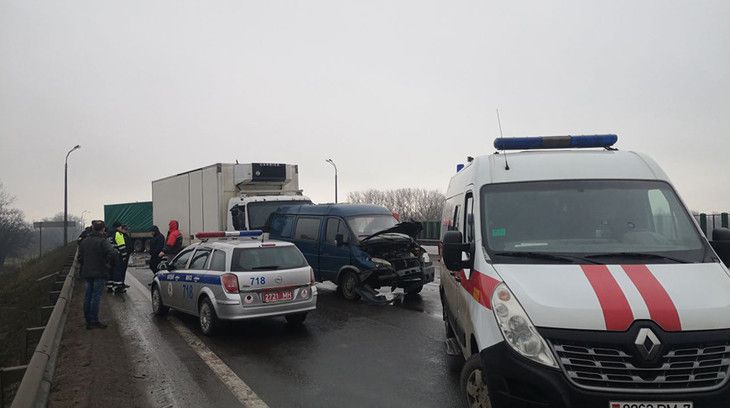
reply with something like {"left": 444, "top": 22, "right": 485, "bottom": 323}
{"left": 247, "top": 200, "right": 312, "bottom": 230}
{"left": 480, "top": 180, "right": 709, "bottom": 263}
{"left": 347, "top": 215, "right": 398, "bottom": 240}
{"left": 231, "top": 246, "right": 308, "bottom": 271}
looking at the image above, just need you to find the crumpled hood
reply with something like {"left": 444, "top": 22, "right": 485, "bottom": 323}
{"left": 361, "top": 221, "right": 422, "bottom": 241}
{"left": 493, "top": 263, "right": 730, "bottom": 332}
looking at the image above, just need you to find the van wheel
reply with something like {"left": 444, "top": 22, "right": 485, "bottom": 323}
{"left": 151, "top": 285, "right": 169, "bottom": 316}
{"left": 199, "top": 297, "right": 220, "bottom": 336}
{"left": 405, "top": 284, "right": 423, "bottom": 295}
{"left": 339, "top": 270, "right": 361, "bottom": 301}
{"left": 285, "top": 312, "right": 307, "bottom": 325}
{"left": 460, "top": 354, "right": 492, "bottom": 408}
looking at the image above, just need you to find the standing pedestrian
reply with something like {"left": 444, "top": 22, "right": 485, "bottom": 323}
{"left": 110, "top": 221, "right": 130, "bottom": 293}
{"left": 160, "top": 220, "right": 183, "bottom": 258}
{"left": 78, "top": 220, "right": 117, "bottom": 329}
{"left": 148, "top": 225, "right": 165, "bottom": 274}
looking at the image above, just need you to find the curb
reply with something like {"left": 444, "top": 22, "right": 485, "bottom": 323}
{"left": 10, "top": 250, "right": 77, "bottom": 408}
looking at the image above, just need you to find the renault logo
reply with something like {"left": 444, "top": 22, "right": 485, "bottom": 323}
{"left": 635, "top": 328, "right": 662, "bottom": 360}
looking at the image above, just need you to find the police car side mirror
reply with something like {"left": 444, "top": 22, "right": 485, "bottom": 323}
{"left": 158, "top": 260, "right": 170, "bottom": 271}
{"left": 442, "top": 231, "right": 473, "bottom": 271}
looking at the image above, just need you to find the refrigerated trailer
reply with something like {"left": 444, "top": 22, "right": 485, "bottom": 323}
{"left": 152, "top": 163, "right": 311, "bottom": 244}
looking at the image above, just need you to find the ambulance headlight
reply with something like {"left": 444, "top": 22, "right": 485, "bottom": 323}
{"left": 491, "top": 283, "right": 558, "bottom": 368}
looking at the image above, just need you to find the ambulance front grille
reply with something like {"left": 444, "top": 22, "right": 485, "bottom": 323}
{"left": 550, "top": 342, "right": 730, "bottom": 392}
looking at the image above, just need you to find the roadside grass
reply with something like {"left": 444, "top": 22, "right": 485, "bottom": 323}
{"left": 0, "top": 245, "right": 76, "bottom": 368}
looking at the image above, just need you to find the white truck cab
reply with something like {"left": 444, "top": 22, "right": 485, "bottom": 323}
{"left": 439, "top": 135, "right": 730, "bottom": 408}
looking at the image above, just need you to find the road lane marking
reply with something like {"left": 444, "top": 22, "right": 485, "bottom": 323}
{"left": 168, "top": 318, "right": 269, "bottom": 408}
{"left": 127, "top": 271, "right": 269, "bottom": 408}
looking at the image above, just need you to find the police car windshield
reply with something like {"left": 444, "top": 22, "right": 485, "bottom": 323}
{"left": 231, "top": 246, "right": 308, "bottom": 271}
{"left": 247, "top": 200, "right": 312, "bottom": 230}
{"left": 481, "top": 180, "right": 709, "bottom": 263}
{"left": 347, "top": 215, "right": 398, "bottom": 239}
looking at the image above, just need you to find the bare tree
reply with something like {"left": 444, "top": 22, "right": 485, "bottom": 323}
{"left": 0, "top": 183, "right": 33, "bottom": 269}
{"left": 347, "top": 188, "right": 445, "bottom": 221}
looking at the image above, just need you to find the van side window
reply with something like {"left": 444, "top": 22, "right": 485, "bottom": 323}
{"left": 209, "top": 250, "right": 226, "bottom": 271}
{"left": 325, "top": 218, "right": 348, "bottom": 244}
{"left": 270, "top": 214, "right": 295, "bottom": 238}
{"left": 294, "top": 217, "right": 321, "bottom": 241}
{"left": 452, "top": 205, "right": 462, "bottom": 231}
{"left": 465, "top": 193, "right": 474, "bottom": 242}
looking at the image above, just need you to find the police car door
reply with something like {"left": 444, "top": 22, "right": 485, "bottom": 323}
{"left": 166, "top": 248, "right": 195, "bottom": 310}
{"left": 182, "top": 247, "right": 212, "bottom": 314}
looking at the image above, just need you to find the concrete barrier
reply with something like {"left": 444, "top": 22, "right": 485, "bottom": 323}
{"left": 10, "top": 251, "right": 77, "bottom": 408}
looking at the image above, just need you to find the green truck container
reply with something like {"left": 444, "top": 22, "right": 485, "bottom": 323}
{"left": 104, "top": 201, "right": 153, "bottom": 252}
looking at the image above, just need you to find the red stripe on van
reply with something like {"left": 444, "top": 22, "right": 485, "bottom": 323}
{"left": 622, "top": 265, "right": 681, "bottom": 332}
{"left": 582, "top": 265, "right": 634, "bottom": 331}
{"left": 459, "top": 269, "right": 501, "bottom": 310}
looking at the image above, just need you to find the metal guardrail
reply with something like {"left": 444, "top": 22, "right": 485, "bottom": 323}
{"left": 10, "top": 251, "right": 77, "bottom": 408}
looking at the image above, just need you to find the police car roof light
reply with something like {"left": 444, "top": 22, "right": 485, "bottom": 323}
{"left": 195, "top": 230, "right": 264, "bottom": 239}
{"left": 493, "top": 134, "right": 618, "bottom": 151}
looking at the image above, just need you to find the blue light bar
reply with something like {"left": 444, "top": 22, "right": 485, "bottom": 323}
{"left": 494, "top": 134, "right": 618, "bottom": 151}
{"left": 237, "top": 230, "right": 263, "bottom": 237}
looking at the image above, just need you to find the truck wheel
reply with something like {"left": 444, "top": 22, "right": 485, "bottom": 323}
{"left": 460, "top": 354, "right": 492, "bottom": 408}
{"left": 285, "top": 312, "right": 307, "bottom": 325}
{"left": 151, "top": 285, "right": 169, "bottom": 316}
{"left": 338, "top": 270, "right": 361, "bottom": 301}
{"left": 405, "top": 284, "right": 424, "bottom": 295}
{"left": 199, "top": 297, "right": 220, "bottom": 336}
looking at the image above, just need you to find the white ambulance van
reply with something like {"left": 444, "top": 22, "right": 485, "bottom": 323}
{"left": 439, "top": 135, "right": 730, "bottom": 408}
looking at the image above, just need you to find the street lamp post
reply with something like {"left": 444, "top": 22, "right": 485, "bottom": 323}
{"left": 64, "top": 145, "right": 81, "bottom": 245}
{"left": 325, "top": 159, "right": 338, "bottom": 204}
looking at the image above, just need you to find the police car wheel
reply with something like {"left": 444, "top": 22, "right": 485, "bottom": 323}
{"left": 461, "top": 354, "right": 491, "bottom": 408}
{"left": 339, "top": 270, "right": 361, "bottom": 301}
{"left": 151, "top": 285, "right": 169, "bottom": 316}
{"left": 199, "top": 297, "right": 219, "bottom": 336}
{"left": 285, "top": 312, "right": 307, "bottom": 325}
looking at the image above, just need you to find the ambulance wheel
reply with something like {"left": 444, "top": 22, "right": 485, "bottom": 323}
{"left": 405, "top": 284, "right": 424, "bottom": 295}
{"left": 151, "top": 285, "right": 169, "bottom": 316}
{"left": 460, "top": 354, "right": 492, "bottom": 408}
{"left": 285, "top": 312, "right": 307, "bottom": 326}
{"left": 199, "top": 297, "right": 220, "bottom": 336}
{"left": 338, "top": 270, "right": 361, "bottom": 301}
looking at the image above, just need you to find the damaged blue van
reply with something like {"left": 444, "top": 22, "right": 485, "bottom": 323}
{"left": 266, "top": 204, "right": 435, "bottom": 301}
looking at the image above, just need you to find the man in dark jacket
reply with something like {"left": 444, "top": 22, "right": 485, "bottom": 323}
{"left": 78, "top": 220, "right": 118, "bottom": 329}
{"left": 148, "top": 225, "right": 165, "bottom": 274}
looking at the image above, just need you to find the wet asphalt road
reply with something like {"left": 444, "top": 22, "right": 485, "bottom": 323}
{"left": 122, "top": 265, "right": 463, "bottom": 408}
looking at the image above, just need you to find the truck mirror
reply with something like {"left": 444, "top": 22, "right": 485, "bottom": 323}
{"left": 335, "top": 233, "right": 345, "bottom": 247}
{"left": 442, "top": 231, "right": 473, "bottom": 271}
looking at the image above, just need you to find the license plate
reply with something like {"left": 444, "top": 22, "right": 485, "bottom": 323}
{"left": 262, "top": 290, "right": 293, "bottom": 303}
{"left": 610, "top": 402, "right": 692, "bottom": 408}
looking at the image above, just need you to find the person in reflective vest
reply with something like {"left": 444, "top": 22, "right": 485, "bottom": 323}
{"left": 108, "top": 221, "right": 129, "bottom": 293}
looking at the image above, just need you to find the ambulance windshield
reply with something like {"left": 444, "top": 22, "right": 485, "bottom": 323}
{"left": 481, "top": 180, "right": 709, "bottom": 263}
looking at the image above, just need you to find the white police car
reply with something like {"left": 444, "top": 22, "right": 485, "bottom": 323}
{"left": 151, "top": 230, "right": 317, "bottom": 335}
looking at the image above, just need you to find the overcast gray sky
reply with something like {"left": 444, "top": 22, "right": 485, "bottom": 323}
{"left": 1, "top": 0, "right": 729, "bottom": 223}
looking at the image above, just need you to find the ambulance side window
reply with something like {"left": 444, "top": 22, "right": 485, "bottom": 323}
{"left": 464, "top": 193, "right": 474, "bottom": 243}
{"left": 452, "top": 205, "right": 462, "bottom": 231}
